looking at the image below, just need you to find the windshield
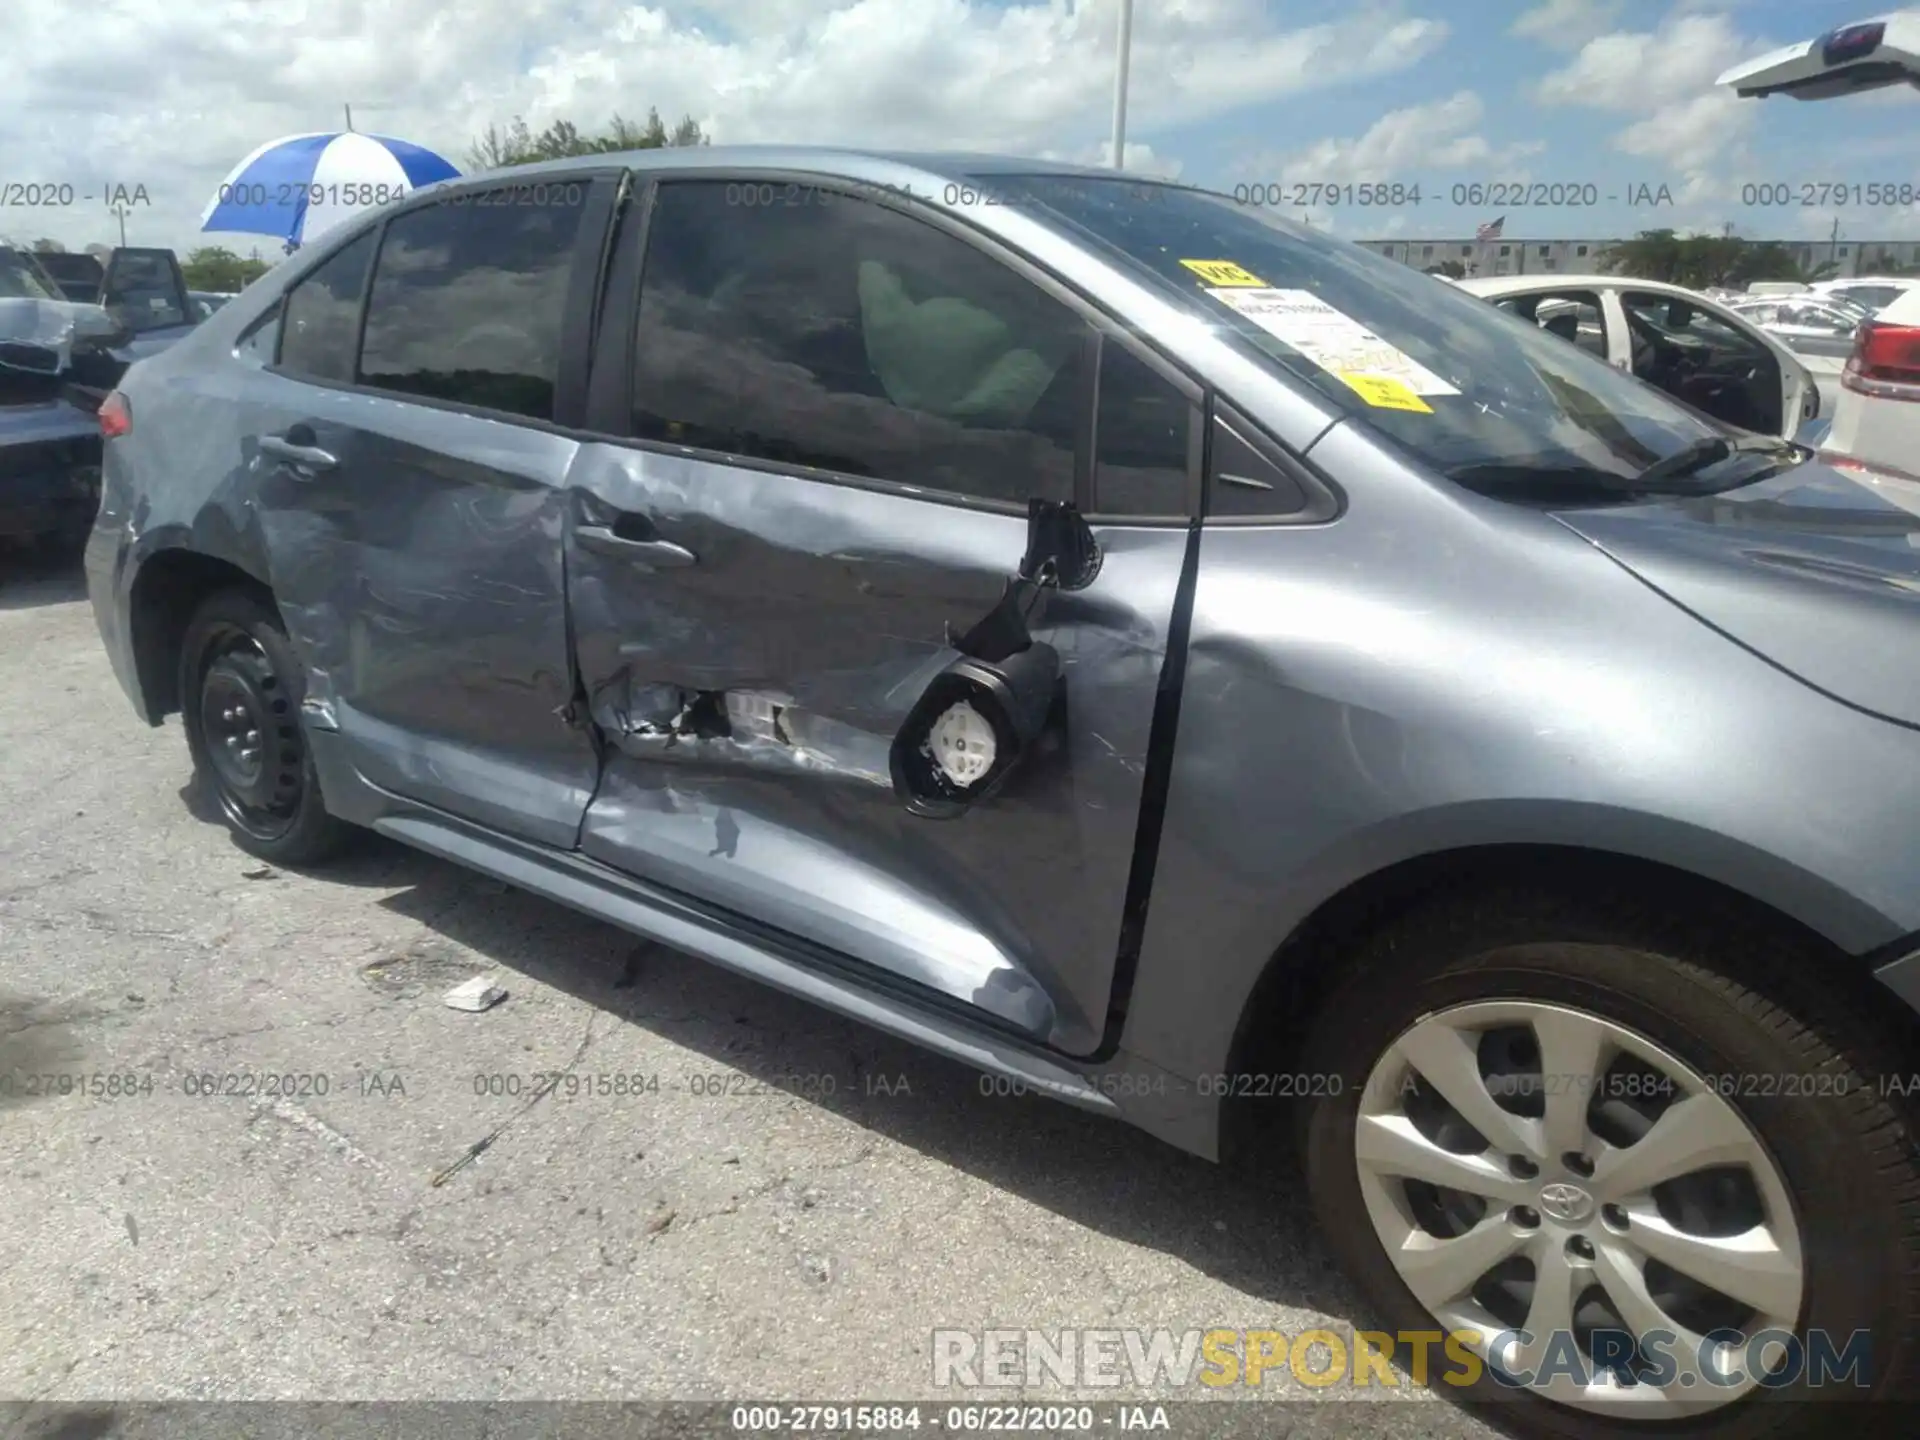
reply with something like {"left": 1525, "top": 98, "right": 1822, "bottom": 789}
{"left": 0, "top": 248, "right": 61, "bottom": 301}
{"left": 989, "top": 176, "right": 1768, "bottom": 499}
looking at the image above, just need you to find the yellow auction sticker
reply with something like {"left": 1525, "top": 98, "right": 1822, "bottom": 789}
{"left": 1338, "top": 373, "right": 1433, "bottom": 413}
{"left": 1179, "top": 259, "right": 1268, "bottom": 287}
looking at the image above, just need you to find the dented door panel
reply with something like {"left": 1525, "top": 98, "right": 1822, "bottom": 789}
{"left": 252, "top": 380, "right": 598, "bottom": 847}
{"left": 566, "top": 443, "right": 1185, "bottom": 1054}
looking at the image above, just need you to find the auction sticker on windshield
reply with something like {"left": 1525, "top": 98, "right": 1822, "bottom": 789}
{"left": 1203, "top": 286, "right": 1458, "bottom": 410}
{"left": 1179, "top": 259, "right": 1268, "bottom": 286}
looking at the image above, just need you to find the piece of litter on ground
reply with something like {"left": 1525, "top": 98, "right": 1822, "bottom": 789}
{"left": 241, "top": 864, "right": 277, "bottom": 880}
{"left": 443, "top": 975, "right": 509, "bottom": 1012}
{"left": 646, "top": 1207, "right": 676, "bottom": 1234}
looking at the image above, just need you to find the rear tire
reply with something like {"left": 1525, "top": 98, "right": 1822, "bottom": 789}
{"left": 178, "top": 586, "right": 353, "bottom": 866}
{"left": 1297, "top": 883, "right": 1920, "bottom": 1439}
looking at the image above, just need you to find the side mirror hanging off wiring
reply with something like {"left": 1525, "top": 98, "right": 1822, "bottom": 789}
{"left": 888, "top": 500, "right": 1099, "bottom": 818}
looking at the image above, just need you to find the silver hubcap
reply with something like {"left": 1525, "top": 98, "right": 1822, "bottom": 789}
{"left": 1355, "top": 1000, "right": 1804, "bottom": 1417}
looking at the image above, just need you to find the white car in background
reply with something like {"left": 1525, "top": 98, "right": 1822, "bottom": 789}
{"left": 1720, "top": 15, "right": 1920, "bottom": 484}
{"left": 1821, "top": 288, "right": 1920, "bottom": 486}
{"left": 1459, "top": 274, "right": 1825, "bottom": 438}
{"left": 1726, "top": 294, "right": 1865, "bottom": 381}
{"left": 1811, "top": 276, "right": 1920, "bottom": 314}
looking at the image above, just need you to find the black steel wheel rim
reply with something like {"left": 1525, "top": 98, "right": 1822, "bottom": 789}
{"left": 196, "top": 625, "right": 303, "bottom": 841}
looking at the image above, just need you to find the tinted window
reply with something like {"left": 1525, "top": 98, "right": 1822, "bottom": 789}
{"left": 991, "top": 177, "right": 1782, "bottom": 501}
{"left": 632, "top": 181, "right": 1086, "bottom": 505}
{"left": 1093, "top": 342, "right": 1193, "bottom": 515}
{"left": 235, "top": 303, "right": 282, "bottom": 362}
{"left": 1208, "top": 410, "right": 1309, "bottom": 518}
{"left": 358, "top": 191, "right": 588, "bottom": 421}
{"left": 102, "top": 252, "right": 188, "bottom": 332}
{"left": 278, "top": 231, "right": 375, "bottom": 382}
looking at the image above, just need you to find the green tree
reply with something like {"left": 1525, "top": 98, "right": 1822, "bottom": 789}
{"left": 1858, "top": 245, "right": 1920, "bottom": 277}
{"left": 181, "top": 245, "right": 271, "bottom": 292}
{"left": 466, "top": 109, "right": 709, "bottom": 170}
{"left": 1598, "top": 229, "right": 1836, "bottom": 289}
{"left": 1424, "top": 259, "right": 1467, "bottom": 279}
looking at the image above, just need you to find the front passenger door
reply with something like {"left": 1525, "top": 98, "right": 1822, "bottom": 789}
{"left": 1618, "top": 290, "right": 1801, "bottom": 438}
{"left": 564, "top": 177, "right": 1197, "bottom": 1054}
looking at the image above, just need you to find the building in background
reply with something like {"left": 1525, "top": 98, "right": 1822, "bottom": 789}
{"left": 1356, "top": 237, "right": 1920, "bottom": 278}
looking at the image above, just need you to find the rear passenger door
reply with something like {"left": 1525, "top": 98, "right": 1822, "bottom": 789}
{"left": 563, "top": 175, "right": 1199, "bottom": 1055}
{"left": 243, "top": 175, "right": 617, "bottom": 846}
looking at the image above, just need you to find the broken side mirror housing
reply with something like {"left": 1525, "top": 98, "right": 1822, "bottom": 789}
{"left": 889, "top": 642, "right": 1061, "bottom": 819}
{"left": 891, "top": 498, "right": 1090, "bottom": 817}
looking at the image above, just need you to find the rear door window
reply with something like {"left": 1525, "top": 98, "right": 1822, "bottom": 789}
{"left": 357, "top": 188, "right": 590, "bottom": 422}
{"left": 277, "top": 230, "right": 376, "bottom": 384}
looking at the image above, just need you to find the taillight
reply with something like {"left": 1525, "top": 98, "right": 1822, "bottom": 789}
{"left": 98, "top": 390, "right": 131, "bottom": 438}
{"left": 1841, "top": 321, "right": 1920, "bottom": 400}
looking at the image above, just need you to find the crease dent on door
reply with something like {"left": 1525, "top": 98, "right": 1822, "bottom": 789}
{"left": 566, "top": 449, "right": 1183, "bottom": 1051}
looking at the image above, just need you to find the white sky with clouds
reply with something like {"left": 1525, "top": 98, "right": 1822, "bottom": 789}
{"left": 4, "top": 0, "right": 1917, "bottom": 259}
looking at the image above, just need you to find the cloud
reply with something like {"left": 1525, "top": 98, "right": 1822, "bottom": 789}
{"left": 1510, "top": 0, "right": 1624, "bottom": 51}
{"left": 7, "top": 0, "right": 1446, "bottom": 253}
{"left": 1038, "top": 140, "right": 1184, "bottom": 178}
{"left": 1533, "top": 12, "right": 1768, "bottom": 194}
{"left": 1264, "top": 91, "right": 1541, "bottom": 185}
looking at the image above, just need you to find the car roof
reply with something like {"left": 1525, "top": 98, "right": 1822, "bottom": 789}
{"left": 1877, "top": 286, "right": 1920, "bottom": 323}
{"left": 416, "top": 145, "right": 1139, "bottom": 197}
{"left": 1458, "top": 274, "right": 1679, "bottom": 297}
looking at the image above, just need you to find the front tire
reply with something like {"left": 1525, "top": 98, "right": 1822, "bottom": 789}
{"left": 178, "top": 587, "right": 353, "bottom": 866}
{"left": 1298, "top": 883, "right": 1920, "bottom": 1439}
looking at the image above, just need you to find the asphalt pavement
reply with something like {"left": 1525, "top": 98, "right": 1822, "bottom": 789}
{"left": 0, "top": 550, "right": 1500, "bottom": 1440}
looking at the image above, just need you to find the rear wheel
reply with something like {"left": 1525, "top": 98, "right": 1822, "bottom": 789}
{"left": 178, "top": 587, "right": 353, "bottom": 865}
{"left": 1298, "top": 885, "right": 1920, "bottom": 1439}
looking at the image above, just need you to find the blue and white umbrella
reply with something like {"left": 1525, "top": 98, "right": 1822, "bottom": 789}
{"left": 201, "top": 132, "right": 459, "bottom": 251}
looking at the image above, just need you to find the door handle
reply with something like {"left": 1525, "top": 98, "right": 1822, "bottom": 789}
{"left": 575, "top": 524, "right": 697, "bottom": 568}
{"left": 259, "top": 431, "right": 337, "bottom": 474}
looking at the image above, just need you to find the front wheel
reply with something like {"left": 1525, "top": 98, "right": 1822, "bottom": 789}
{"left": 1298, "top": 885, "right": 1920, "bottom": 1439}
{"left": 179, "top": 587, "right": 353, "bottom": 866}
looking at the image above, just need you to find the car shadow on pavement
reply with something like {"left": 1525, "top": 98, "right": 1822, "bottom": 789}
{"left": 302, "top": 830, "right": 1364, "bottom": 1325}
{"left": 0, "top": 551, "right": 87, "bottom": 611}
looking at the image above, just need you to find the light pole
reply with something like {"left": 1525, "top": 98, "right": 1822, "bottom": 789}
{"left": 1108, "top": 0, "right": 1134, "bottom": 170}
{"left": 110, "top": 201, "right": 129, "bottom": 248}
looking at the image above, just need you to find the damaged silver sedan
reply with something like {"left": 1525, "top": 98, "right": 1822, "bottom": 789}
{"left": 85, "top": 147, "right": 1920, "bottom": 1434}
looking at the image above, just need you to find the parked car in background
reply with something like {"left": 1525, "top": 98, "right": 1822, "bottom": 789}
{"left": 1717, "top": 16, "right": 1920, "bottom": 486}
{"left": 1811, "top": 275, "right": 1920, "bottom": 315}
{"left": 189, "top": 291, "right": 236, "bottom": 321}
{"left": 1743, "top": 280, "right": 1813, "bottom": 298}
{"left": 1727, "top": 294, "right": 1865, "bottom": 360}
{"left": 1816, "top": 283, "right": 1920, "bottom": 487}
{"left": 82, "top": 148, "right": 1920, "bottom": 1436}
{"left": 1723, "top": 295, "right": 1860, "bottom": 418}
{"left": 1460, "top": 273, "right": 1826, "bottom": 432}
{"left": 1, "top": 244, "right": 197, "bottom": 558}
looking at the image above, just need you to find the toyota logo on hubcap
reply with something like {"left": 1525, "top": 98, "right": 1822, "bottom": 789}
{"left": 1538, "top": 1182, "right": 1595, "bottom": 1224}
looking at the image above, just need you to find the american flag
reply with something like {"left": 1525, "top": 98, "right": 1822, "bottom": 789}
{"left": 1476, "top": 216, "right": 1505, "bottom": 241}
